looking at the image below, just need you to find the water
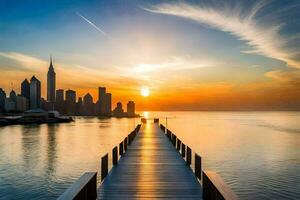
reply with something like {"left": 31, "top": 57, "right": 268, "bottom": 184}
{"left": 0, "top": 117, "right": 137, "bottom": 199}
{"left": 0, "top": 112, "right": 299, "bottom": 199}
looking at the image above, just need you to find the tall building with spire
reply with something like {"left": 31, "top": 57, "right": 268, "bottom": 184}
{"left": 47, "top": 56, "right": 56, "bottom": 103}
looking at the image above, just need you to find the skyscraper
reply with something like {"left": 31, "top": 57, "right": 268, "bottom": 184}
{"left": 55, "top": 89, "right": 64, "bottom": 113}
{"left": 127, "top": 101, "right": 135, "bottom": 117}
{"left": 113, "top": 102, "right": 124, "bottom": 117}
{"left": 9, "top": 90, "right": 17, "bottom": 104}
{"left": 76, "top": 97, "right": 83, "bottom": 115}
{"left": 98, "top": 87, "right": 106, "bottom": 115}
{"left": 105, "top": 93, "right": 112, "bottom": 115}
{"left": 56, "top": 89, "right": 64, "bottom": 103}
{"left": 47, "top": 56, "right": 56, "bottom": 103}
{"left": 0, "top": 88, "right": 6, "bottom": 112}
{"left": 30, "top": 76, "right": 41, "bottom": 109}
{"left": 65, "top": 89, "right": 76, "bottom": 115}
{"left": 83, "top": 93, "right": 94, "bottom": 115}
{"left": 21, "top": 79, "right": 30, "bottom": 99}
{"left": 16, "top": 95, "right": 28, "bottom": 111}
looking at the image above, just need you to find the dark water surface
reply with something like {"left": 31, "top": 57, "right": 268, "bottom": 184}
{"left": 0, "top": 112, "right": 299, "bottom": 199}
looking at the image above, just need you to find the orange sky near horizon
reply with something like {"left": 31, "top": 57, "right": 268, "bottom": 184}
{"left": 2, "top": 67, "right": 300, "bottom": 111}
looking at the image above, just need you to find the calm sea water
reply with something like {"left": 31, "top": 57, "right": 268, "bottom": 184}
{"left": 0, "top": 112, "right": 299, "bottom": 199}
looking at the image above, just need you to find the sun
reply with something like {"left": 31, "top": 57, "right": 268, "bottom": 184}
{"left": 141, "top": 87, "right": 150, "bottom": 97}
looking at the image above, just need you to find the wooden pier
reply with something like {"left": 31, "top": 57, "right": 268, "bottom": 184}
{"left": 58, "top": 119, "right": 238, "bottom": 200}
{"left": 97, "top": 121, "right": 202, "bottom": 199}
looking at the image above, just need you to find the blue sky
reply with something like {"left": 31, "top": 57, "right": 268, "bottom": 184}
{"left": 1, "top": 0, "right": 300, "bottom": 110}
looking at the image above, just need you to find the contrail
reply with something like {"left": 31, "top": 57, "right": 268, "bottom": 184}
{"left": 76, "top": 12, "right": 108, "bottom": 37}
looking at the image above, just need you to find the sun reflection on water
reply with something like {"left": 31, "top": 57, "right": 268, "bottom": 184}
{"left": 143, "top": 111, "right": 149, "bottom": 119}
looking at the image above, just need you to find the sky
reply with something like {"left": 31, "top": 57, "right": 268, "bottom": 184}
{"left": 0, "top": 0, "right": 300, "bottom": 111}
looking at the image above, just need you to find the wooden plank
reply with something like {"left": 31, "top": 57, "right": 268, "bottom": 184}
{"left": 58, "top": 172, "right": 97, "bottom": 200}
{"left": 203, "top": 171, "right": 239, "bottom": 200}
{"left": 97, "top": 123, "right": 203, "bottom": 199}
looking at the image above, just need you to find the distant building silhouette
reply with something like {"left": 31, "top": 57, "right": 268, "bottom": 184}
{"left": 56, "top": 89, "right": 64, "bottom": 102}
{"left": 47, "top": 57, "right": 56, "bottom": 103}
{"left": 4, "top": 98, "right": 15, "bottom": 112}
{"left": 9, "top": 90, "right": 17, "bottom": 104}
{"left": 83, "top": 93, "right": 94, "bottom": 115}
{"left": 55, "top": 89, "right": 64, "bottom": 113}
{"left": 0, "top": 88, "right": 6, "bottom": 112}
{"left": 30, "top": 76, "right": 41, "bottom": 109}
{"left": 21, "top": 79, "right": 30, "bottom": 100}
{"left": 0, "top": 57, "right": 138, "bottom": 115}
{"left": 113, "top": 102, "right": 124, "bottom": 117}
{"left": 76, "top": 97, "right": 83, "bottom": 115}
{"left": 16, "top": 95, "right": 28, "bottom": 111}
{"left": 127, "top": 101, "right": 135, "bottom": 117}
{"left": 105, "top": 93, "right": 112, "bottom": 115}
{"left": 98, "top": 87, "right": 106, "bottom": 115}
{"left": 95, "top": 100, "right": 100, "bottom": 115}
{"left": 65, "top": 89, "right": 76, "bottom": 115}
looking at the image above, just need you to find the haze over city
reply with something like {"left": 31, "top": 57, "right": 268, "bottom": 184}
{"left": 1, "top": 0, "right": 300, "bottom": 110}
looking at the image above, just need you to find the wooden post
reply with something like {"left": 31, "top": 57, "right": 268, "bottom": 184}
{"left": 186, "top": 146, "right": 192, "bottom": 166}
{"left": 112, "top": 146, "right": 118, "bottom": 165}
{"left": 167, "top": 130, "right": 171, "bottom": 140}
{"left": 172, "top": 135, "right": 177, "bottom": 146}
{"left": 177, "top": 139, "right": 181, "bottom": 151}
{"left": 195, "top": 153, "right": 202, "bottom": 180}
{"left": 57, "top": 172, "right": 97, "bottom": 200}
{"left": 203, "top": 171, "right": 239, "bottom": 200}
{"left": 124, "top": 138, "right": 128, "bottom": 152}
{"left": 136, "top": 124, "right": 141, "bottom": 132}
{"left": 160, "top": 124, "right": 165, "bottom": 132}
{"left": 119, "top": 142, "right": 123, "bottom": 156}
{"left": 128, "top": 134, "right": 131, "bottom": 145}
{"left": 181, "top": 143, "right": 186, "bottom": 158}
{"left": 101, "top": 153, "right": 108, "bottom": 181}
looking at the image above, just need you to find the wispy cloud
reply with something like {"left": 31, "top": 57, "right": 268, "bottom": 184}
{"left": 0, "top": 52, "right": 46, "bottom": 71}
{"left": 0, "top": 52, "right": 147, "bottom": 91}
{"left": 129, "top": 56, "right": 219, "bottom": 74}
{"left": 76, "top": 12, "right": 108, "bottom": 37}
{"left": 265, "top": 69, "right": 300, "bottom": 86}
{"left": 143, "top": 1, "right": 300, "bottom": 68}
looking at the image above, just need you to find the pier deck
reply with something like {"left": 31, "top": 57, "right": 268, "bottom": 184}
{"left": 97, "top": 122, "right": 203, "bottom": 199}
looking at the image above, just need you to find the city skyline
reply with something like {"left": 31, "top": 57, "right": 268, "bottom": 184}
{"left": 0, "top": 57, "right": 136, "bottom": 116}
{"left": 1, "top": 0, "right": 300, "bottom": 110}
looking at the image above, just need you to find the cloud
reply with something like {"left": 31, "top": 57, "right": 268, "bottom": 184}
{"left": 76, "top": 12, "right": 109, "bottom": 37}
{"left": 0, "top": 51, "right": 120, "bottom": 82}
{"left": 143, "top": 1, "right": 300, "bottom": 68}
{"left": 0, "top": 51, "right": 150, "bottom": 94}
{"left": 127, "top": 55, "right": 220, "bottom": 75}
{"left": 0, "top": 52, "right": 47, "bottom": 71}
{"left": 265, "top": 69, "right": 300, "bottom": 87}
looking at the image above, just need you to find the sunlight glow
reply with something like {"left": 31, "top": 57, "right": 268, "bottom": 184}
{"left": 143, "top": 111, "right": 149, "bottom": 119}
{"left": 141, "top": 87, "right": 150, "bottom": 97}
